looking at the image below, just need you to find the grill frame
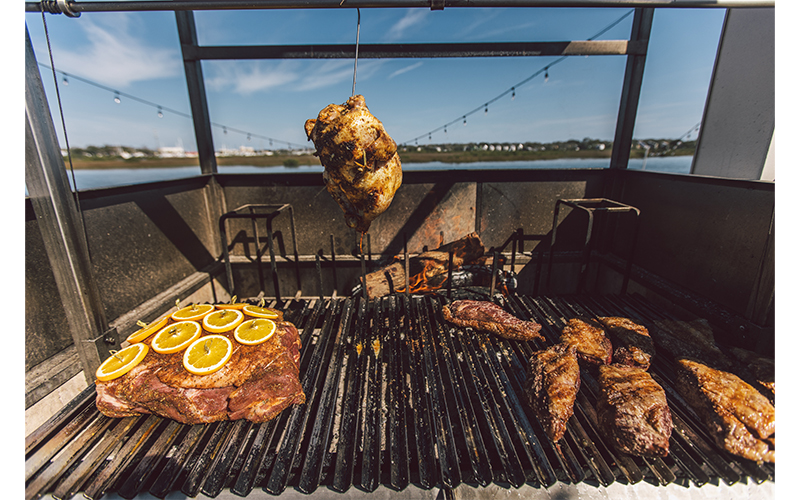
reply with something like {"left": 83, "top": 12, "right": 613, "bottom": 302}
{"left": 24, "top": 293, "right": 774, "bottom": 500}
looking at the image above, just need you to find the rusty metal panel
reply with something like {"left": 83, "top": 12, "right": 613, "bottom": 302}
{"left": 616, "top": 170, "right": 773, "bottom": 317}
{"left": 76, "top": 178, "right": 219, "bottom": 322}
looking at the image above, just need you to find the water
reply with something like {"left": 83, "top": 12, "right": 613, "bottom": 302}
{"left": 62, "top": 156, "right": 692, "bottom": 191}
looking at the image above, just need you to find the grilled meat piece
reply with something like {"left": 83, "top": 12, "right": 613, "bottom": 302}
{"left": 441, "top": 300, "right": 543, "bottom": 341}
{"left": 524, "top": 343, "right": 580, "bottom": 442}
{"left": 596, "top": 364, "right": 672, "bottom": 457}
{"left": 726, "top": 346, "right": 775, "bottom": 394}
{"left": 96, "top": 321, "right": 305, "bottom": 425}
{"left": 597, "top": 317, "right": 655, "bottom": 370}
{"left": 674, "top": 358, "right": 775, "bottom": 463}
{"left": 559, "top": 317, "right": 612, "bottom": 366}
{"left": 305, "top": 95, "right": 402, "bottom": 233}
{"left": 650, "top": 319, "right": 733, "bottom": 370}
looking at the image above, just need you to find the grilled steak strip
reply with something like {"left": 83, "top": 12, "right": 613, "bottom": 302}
{"left": 559, "top": 317, "right": 612, "bottom": 366}
{"left": 596, "top": 364, "right": 672, "bottom": 457}
{"left": 441, "top": 300, "right": 543, "bottom": 341}
{"left": 597, "top": 317, "right": 655, "bottom": 370}
{"left": 524, "top": 343, "right": 580, "bottom": 442}
{"left": 674, "top": 358, "right": 774, "bottom": 463}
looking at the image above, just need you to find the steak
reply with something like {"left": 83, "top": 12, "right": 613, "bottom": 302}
{"left": 596, "top": 364, "right": 672, "bottom": 457}
{"left": 441, "top": 300, "right": 543, "bottom": 341}
{"left": 559, "top": 317, "right": 612, "bottom": 366}
{"left": 597, "top": 317, "right": 655, "bottom": 370}
{"left": 96, "top": 320, "right": 305, "bottom": 425}
{"left": 650, "top": 319, "right": 733, "bottom": 370}
{"left": 524, "top": 342, "right": 580, "bottom": 442}
{"left": 674, "top": 358, "right": 774, "bottom": 463}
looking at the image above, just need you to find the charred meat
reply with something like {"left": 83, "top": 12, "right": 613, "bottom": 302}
{"left": 674, "top": 358, "right": 775, "bottom": 463}
{"left": 524, "top": 343, "right": 580, "bottom": 442}
{"left": 305, "top": 95, "right": 402, "bottom": 233}
{"left": 597, "top": 317, "right": 655, "bottom": 370}
{"left": 559, "top": 317, "right": 612, "bottom": 366}
{"left": 96, "top": 321, "right": 305, "bottom": 425}
{"left": 596, "top": 364, "right": 672, "bottom": 457}
{"left": 442, "top": 300, "right": 543, "bottom": 341}
{"left": 650, "top": 319, "right": 733, "bottom": 370}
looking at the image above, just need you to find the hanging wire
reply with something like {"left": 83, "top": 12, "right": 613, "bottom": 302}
{"left": 352, "top": 8, "right": 361, "bottom": 97}
{"left": 401, "top": 9, "right": 635, "bottom": 146}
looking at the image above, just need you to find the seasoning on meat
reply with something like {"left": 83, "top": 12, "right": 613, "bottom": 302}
{"left": 304, "top": 94, "right": 402, "bottom": 234}
{"left": 650, "top": 318, "right": 733, "bottom": 370}
{"left": 559, "top": 317, "right": 612, "bottom": 366}
{"left": 524, "top": 343, "right": 580, "bottom": 442}
{"left": 441, "top": 299, "right": 543, "bottom": 341}
{"left": 597, "top": 316, "right": 655, "bottom": 370}
{"left": 674, "top": 358, "right": 775, "bottom": 463}
{"left": 95, "top": 320, "right": 305, "bottom": 425}
{"left": 596, "top": 364, "right": 673, "bottom": 457}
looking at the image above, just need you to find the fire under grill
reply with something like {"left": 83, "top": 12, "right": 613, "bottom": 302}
{"left": 25, "top": 293, "right": 775, "bottom": 500}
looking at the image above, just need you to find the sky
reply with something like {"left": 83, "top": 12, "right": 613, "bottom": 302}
{"left": 22, "top": 6, "right": 728, "bottom": 152}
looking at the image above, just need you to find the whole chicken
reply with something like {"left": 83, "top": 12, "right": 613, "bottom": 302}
{"left": 305, "top": 95, "right": 402, "bottom": 233}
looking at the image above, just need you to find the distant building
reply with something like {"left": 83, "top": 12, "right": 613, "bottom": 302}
{"left": 157, "top": 146, "right": 186, "bottom": 158}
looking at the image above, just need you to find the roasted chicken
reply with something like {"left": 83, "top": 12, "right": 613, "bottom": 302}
{"left": 305, "top": 95, "right": 402, "bottom": 233}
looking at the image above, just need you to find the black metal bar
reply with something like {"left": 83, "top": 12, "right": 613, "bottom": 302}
{"left": 360, "top": 297, "right": 385, "bottom": 491}
{"left": 447, "top": 249, "right": 454, "bottom": 299}
{"left": 116, "top": 420, "right": 184, "bottom": 498}
{"left": 330, "top": 234, "right": 338, "bottom": 294}
{"left": 175, "top": 10, "right": 217, "bottom": 174}
{"left": 181, "top": 420, "right": 233, "bottom": 497}
{"left": 249, "top": 205, "right": 266, "bottom": 295}
{"left": 148, "top": 424, "right": 209, "bottom": 498}
{"left": 404, "top": 234, "right": 410, "bottom": 300}
{"left": 490, "top": 251, "right": 499, "bottom": 296}
{"left": 200, "top": 419, "right": 253, "bottom": 497}
{"left": 182, "top": 40, "right": 645, "bottom": 61}
{"left": 315, "top": 253, "right": 324, "bottom": 300}
{"left": 386, "top": 295, "right": 410, "bottom": 490}
{"left": 25, "top": 384, "right": 96, "bottom": 455}
{"left": 28, "top": 0, "right": 776, "bottom": 14}
{"left": 609, "top": 7, "right": 653, "bottom": 170}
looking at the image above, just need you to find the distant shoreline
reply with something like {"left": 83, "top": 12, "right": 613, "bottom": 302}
{"left": 63, "top": 148, "right": 692, "bottom": 170}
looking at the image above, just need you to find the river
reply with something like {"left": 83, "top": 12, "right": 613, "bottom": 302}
{"left": 63, "top": 156, "right": 692, "bottom": 191}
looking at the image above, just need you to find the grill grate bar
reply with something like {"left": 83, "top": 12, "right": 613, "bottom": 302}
{"left": 25, "top": 293, "right": 776, "bottom": 499}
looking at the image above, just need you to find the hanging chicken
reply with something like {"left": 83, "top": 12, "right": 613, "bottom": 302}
{"left": 304, "top": 94, "right": 402, "bottom": 234}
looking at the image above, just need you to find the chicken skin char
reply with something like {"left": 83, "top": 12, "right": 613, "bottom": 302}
{"left": 305, "top": 95, "right": 402, "bottom": 233}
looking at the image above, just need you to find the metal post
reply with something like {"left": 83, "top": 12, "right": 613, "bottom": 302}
{"left": 175, "top": 8, "right": 217, "bottom": 174}
{"left": 25, "top": 28, "right": 115, "bottom": 382}
{"left": 609, "top": 7, "right": 653, "bottom": 171}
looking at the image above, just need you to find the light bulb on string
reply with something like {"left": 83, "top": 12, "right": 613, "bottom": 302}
{"left": 247, "top": 133, "right": 251, "bottom": 141}
{"left": 114, "top": 91, "right": 121, "bottom": 104}
{"left": 429, "top": 133, "right": 432, "bottom": 141}
{"left": 484, "top": 104, "right": 488, "bottom": 114}
{"left": 157, "top": 107, "right": 163, "bottom": 118}
{"left": 463, "top": 116, "right": 467, "bottom": 126}
{"left": 511, "top": 87, "right": 516, "bottom": 100}
{"left": 62, "top": 76, "right": 68, "bottom": 86}
{"left": 444, "top": 126, "right": 447, "bottom": 134}
{"left": 544, "top": 69, "right": 549, "bottom": 83}
{"left": 223, "top": 126, "right": 227, "bottom": 135}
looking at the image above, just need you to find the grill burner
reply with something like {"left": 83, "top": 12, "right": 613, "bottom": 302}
{"left": 25, "top": 294, "right": 774, "bottom": 500}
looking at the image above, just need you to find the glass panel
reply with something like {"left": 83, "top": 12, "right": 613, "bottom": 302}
{"left": 631, "top": 8, "right": 726, "bottom": 174}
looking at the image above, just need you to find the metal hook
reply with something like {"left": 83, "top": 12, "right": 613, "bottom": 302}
{"left": 352, "top": 8, "right": 361, "bottom": 97}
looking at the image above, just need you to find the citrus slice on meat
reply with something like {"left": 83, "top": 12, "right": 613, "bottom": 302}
{"left": 183, "top": 335, "right": 233, "bottom": 375}
{"left": 234, "top": 318, "right": 277, "bottom": 345}
{"left": 215, "top": 296, "right": 245, "bottom": 310}
{"left": 126, "top": 315, "right": 170, "bottom": 343}
{"left": 171, "top": 303, "right": 215, "bottom": 322}
{"left": 202, "top": 309, "right": 244, "bottom": 333}
{"left": 96, "top": 343, "right": 149, "bottom": 382}
{"left": 242, "top": 304, "right": 281, "bottom": 320}
{"left": 151, "top": 321, "right": 202, "bottom": 354}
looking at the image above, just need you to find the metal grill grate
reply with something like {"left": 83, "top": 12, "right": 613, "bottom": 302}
{"left": 24, "top": 294, "right": 774, "bottom": 500}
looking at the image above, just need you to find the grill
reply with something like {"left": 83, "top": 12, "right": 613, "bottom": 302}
{"left": 25, "top": 292, "right": 774, "bottom": 500}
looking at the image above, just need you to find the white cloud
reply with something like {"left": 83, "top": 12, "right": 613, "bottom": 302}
{"left": 388, "top": 62, "right": 423, "bottom": 80}
{"left": 294, "top": 60, "right": 384, "bottom": 92}
{"left": 205, "top": 61, "right": 300, "bottom": 94}
{"left": 385, "top": 10, "right": 428, "bottom": 41}
{"left": 52, "top": 15, "right": 180, "bottom": 88}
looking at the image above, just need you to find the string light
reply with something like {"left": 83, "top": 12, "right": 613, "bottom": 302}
{"left": 511, "top": 87, "right": 515, "bottom": 100}
{"left": 484, "top": 104, "right": 488, "bottom": 114}
{"left": 114, "top": 91, "right": 121, "bottom": 104}
{"left": 544, "top": 68, "right": 549, "bottom": 83}
{"left": 157, "top": 106, "right": 163, "bottom": 118}
{"left": 463, "top": 116, "right": 467, "bottom": 126}
{"left": 223, "top": 126, "right": 227, "bottom": 135}
{"left": 62, "top": 76, "right": 68, "bottom": 85}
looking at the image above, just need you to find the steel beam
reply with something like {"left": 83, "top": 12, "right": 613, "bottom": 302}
{"left": 27, "top": 0, "right": 776, "bottom": 14}
{"left": 25, "top": 27, "right": 114, "bottom": 383}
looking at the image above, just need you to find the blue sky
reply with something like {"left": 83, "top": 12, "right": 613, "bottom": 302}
{"left": 24, "top": 6, "right": 726, "bottom": 152}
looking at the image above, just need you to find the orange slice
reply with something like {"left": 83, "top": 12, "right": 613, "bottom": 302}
{"left": 215, "top": 295, "right": 245, "bottom": 310}
{"left": 183, "top": 335, "right": 233, "bottom": 375}
{"left": 151, "top": 321, "right": 202, "bottom": 354}
{"left": 126, "top": 315, "right": 170, "bottom": 343}
{"left": 171, "top": 303, "right": 215, "bottom": 322}
{"left": 234, "top": 318, "right": 277, "bottom": 345}
{"left": 96, "top": 343, "right": 149, "bottom": 382}
{"left": 202, "top": 309, "right": 244, "bottom": 333}
{"left": 242, "top": 304, "right": 281, "bottom": 319}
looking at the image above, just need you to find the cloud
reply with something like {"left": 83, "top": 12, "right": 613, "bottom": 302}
{"left": 385, "top": 10, "right": 428, "bottom": 41}
{"left": 388, "top": 62, "right": 423, "bottom": 80}
{"left": 205, "top": 61, "right": 300, "bottom": 94}
{"left": 52, "top": 14, "right": 180, "bottom": 87}
{"left": 294, "top": 60, "right": 384, "bottom": 92}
